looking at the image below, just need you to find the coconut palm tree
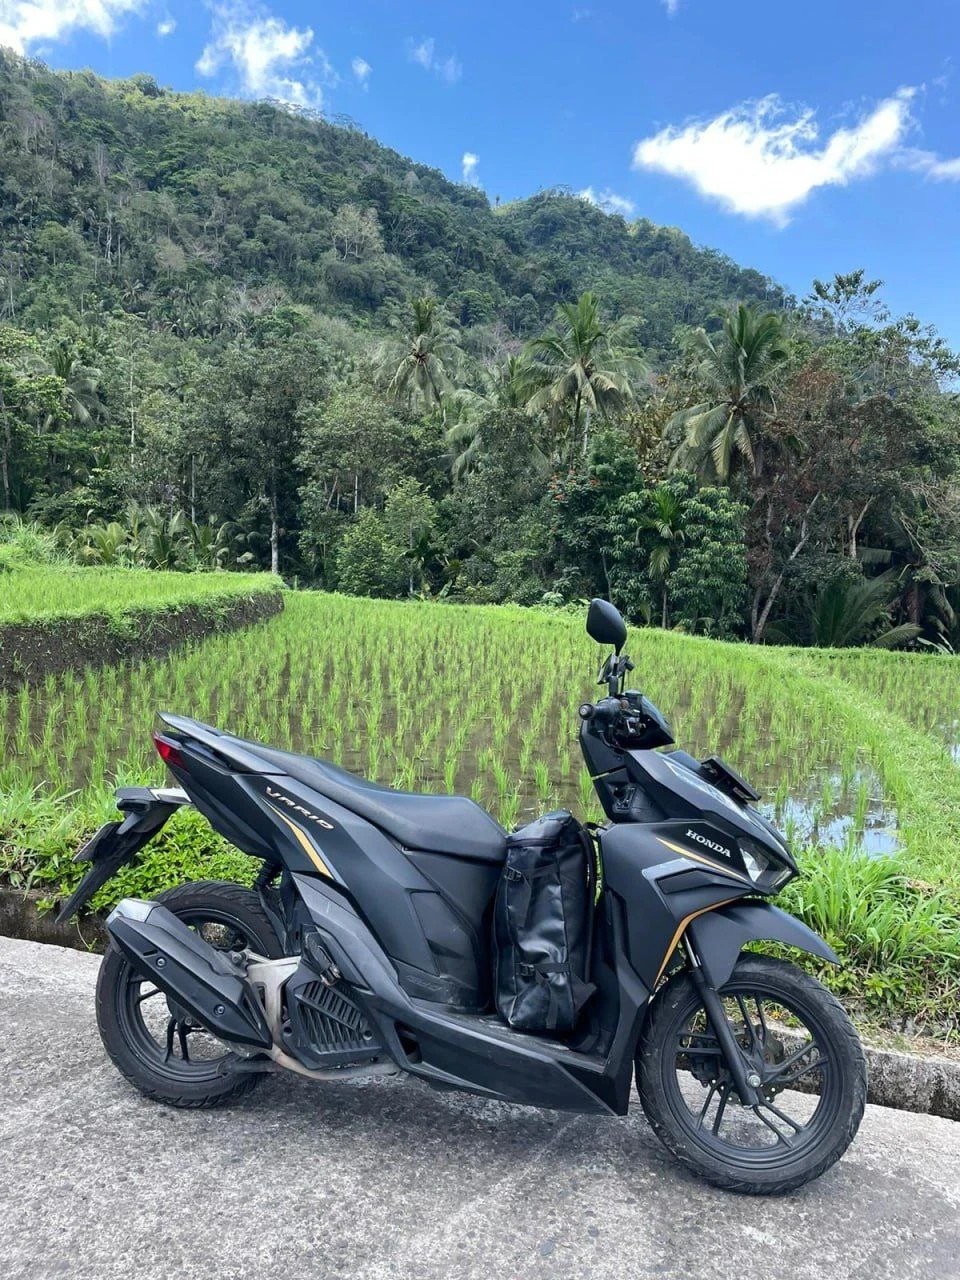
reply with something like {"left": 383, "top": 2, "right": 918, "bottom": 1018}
{"left": 383, "top": 297, "right": 458, "bottom": 413}
{"left": 638, "top": 485, "right": 687, "bottom": 629}
{"left": 444, "top": 390, "right": 488, "bottom": 483}
{"left": 43, "top": 341, "right": 105, "bottom": 432}
{"left": 445, "top": 354, "right": 544, "bottom": 482}
{"left": 526, "top": 292, "right": 642, "bottom": 457}
{"left": 668, "top": 304, "right": 790, "bottom": 484}
{"left": 496, "top": 353, "right": 540, "bottom": 410}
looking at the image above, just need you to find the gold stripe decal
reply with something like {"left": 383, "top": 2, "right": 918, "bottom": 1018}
{"left": 653, "top": 897, "right": 742, "bottom": 987}
{"left": 655, "top": 836, "right": 751, "bottom": 884}
{"left": 268, "top": 803, "right": 334, "bottom": 880}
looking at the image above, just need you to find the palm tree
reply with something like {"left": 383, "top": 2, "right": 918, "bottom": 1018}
{"left": 808, "top": 573, "right": 922, "bottom": 649}
{"left": 444, "top": 390, "right": 488, "bottom": 483}
{"left": 638, "top": 485, "right": 686, "bottom": 629}
{"left": 860, "top": 512, "right": 956, "bottom": 643}
{"left": 445, "top": 355, "right": 544, "bottom": 482}
{"left": 496, "top": 353, "right": 540, "bottom": 410}
{"left": 383, "top": 297, "right": 458, "bottom": 413}
{"left": 43, "top": 341, "right": 104, "bottom": 431}
{"left": 668, "top": 304, "right": 789, "bottom": 484}
{"left": 526, "top": 292, "right": 642, "bottom": 457}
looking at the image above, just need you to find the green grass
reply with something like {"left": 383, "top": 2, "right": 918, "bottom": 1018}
{"left": 0, "top": 566, "right": 281, "bottom": 624}
{"left": 2, "top": 590, "right": 959, "bottom": 1031}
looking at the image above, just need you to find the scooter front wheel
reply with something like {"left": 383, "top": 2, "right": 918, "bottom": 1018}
{"left": 636, "top": 954, "right": 866, "bottom": 1194}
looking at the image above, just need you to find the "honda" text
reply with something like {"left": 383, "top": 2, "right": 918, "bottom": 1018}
{"left": 684, "top": 828, "right": 732, "bottom": 859}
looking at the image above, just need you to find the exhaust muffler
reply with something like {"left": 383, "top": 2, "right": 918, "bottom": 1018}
{"left": 106, "top": 899, "right": 273, "bottom": 1049}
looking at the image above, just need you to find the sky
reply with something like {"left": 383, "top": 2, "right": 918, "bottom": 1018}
{"left": 2, "top": 0, "right": 959, "bottom": 344}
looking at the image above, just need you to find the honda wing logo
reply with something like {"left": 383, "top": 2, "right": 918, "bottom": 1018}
{"left": 265, "top": 786, "right": 335, "bottom": 830}
{"left": 685, "top": 828, "right": 733, "bottom": 860}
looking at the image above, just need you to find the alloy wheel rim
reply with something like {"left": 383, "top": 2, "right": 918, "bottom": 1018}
{"left": 664, "top": 980, "right": 842, "bottom": 1168}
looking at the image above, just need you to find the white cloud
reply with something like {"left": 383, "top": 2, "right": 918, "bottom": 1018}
{"left": 0, "top": 0, "right": 145, "bottom": 53}
{"left": 462, "top": 151, "right": 480, "bottom": 186}
{"left": 197, "top": 4, "right": 336, "bottom": 110}
{"left": 157, "top": 15, "right": 175, "bottom": 36}
{"left": 632, "top": 88, "right": 916, "bottom": 225}
{"left": 927, "top": 155, "right": 960, "bottom": 179}
{"left": 899, "top": 147, "right": 960, "bottom": 181}
{"left": 406, "top": 35, "right": 461, "bottom": 84}
{"left": 409, "top": 36, "right": 432, "bottom": 69}
{"left": 351, "top": 56, "right": 370, "bottom": 87}
{"left": 579, "top": 186, "right": 636, "bottom": 216}
{"left": 661, "top": 0, "right": 680, "bottom": 14}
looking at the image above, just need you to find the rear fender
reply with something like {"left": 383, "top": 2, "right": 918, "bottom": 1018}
{"left": 685, "top": 901, "right": 839, "bottom": 990}
{"left": 55, "top": 787, "right": 190, "bottom": 923}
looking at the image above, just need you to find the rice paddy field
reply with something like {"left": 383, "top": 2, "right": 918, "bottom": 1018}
{"left": 0, "top": 566, "right": 279, "bottom": 623}
{"left": 3, "top": 589, "right": 960, "bottom": 1032}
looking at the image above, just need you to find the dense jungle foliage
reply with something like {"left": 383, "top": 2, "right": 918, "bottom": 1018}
{"left": 2, "top": 51, "right": 959, "bottom": 648}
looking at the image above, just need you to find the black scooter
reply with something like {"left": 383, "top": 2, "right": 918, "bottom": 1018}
{"left": 60, "top": 599, "right": 866, "bottom": 1194}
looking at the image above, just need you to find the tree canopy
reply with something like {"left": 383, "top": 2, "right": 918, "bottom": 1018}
{"left": 2, "top": 52, "right": 960, "bottom": 653}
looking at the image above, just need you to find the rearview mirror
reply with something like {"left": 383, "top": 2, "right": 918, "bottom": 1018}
{"left": 586, "top": 598, "right": 627, "bottom": 653}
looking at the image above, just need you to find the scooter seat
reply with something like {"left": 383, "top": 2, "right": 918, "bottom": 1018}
{"left": 250, "top": 743, "right": 508, "bottom": 863}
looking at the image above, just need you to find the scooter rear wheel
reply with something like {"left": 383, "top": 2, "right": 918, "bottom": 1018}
{"left": 636, "top": 953, "right": 866, "bottom": 1194}
{"left": 96, "top": 880, "right": 282, "bottom": 1108}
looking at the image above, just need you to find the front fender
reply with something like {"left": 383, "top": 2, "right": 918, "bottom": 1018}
{"left": 685, "top": 901, "right": 839, "bottom": 990}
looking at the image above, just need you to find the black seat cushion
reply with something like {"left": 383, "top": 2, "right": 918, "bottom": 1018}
{"left": 249, "top": 743, "right": 508, "bottom": 863}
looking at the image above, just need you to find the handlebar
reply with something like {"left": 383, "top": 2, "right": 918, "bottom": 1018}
{"left": 579, "top": 693, "right": 650, "bottom": 745}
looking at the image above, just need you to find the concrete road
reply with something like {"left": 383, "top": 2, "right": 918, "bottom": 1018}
{"left": 3, "top": 936, "right": 959, "bottom": 1280}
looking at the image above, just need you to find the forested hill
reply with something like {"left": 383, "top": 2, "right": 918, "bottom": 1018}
{"left": 0, "top": 51, "right": 780, "bottom": 355}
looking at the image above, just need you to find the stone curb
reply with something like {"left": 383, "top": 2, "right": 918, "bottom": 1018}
{"left": 861, "top": 1041, "right": 960, "bottom": 1122}
{"left": 0, "top": 895, "right": 957, "bottom": 1121}
{"left": 0, "top": 888, "right": 107, "bottom": 950}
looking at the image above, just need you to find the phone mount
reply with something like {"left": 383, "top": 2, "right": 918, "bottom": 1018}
{"left": 598, "top": 652, "right": 634, "bottom": 696}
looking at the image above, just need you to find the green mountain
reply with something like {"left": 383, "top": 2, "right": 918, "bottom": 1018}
{"left": 0, "top": 51, "right": 781, "bottom": 358}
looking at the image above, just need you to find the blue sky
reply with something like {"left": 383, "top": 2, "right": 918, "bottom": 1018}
{"left": 2, "top": 0, "right": 959, "bottom": 344}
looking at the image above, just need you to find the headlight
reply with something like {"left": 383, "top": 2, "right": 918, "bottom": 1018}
{"left": 739, "top": 837, "right": 793, "bottom": 889}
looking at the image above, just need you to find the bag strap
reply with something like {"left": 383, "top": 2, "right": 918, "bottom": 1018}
{"left": 517, "top": 962, "right": 598, "bottom": 1031}
{"left": 504, "top": 863, "right": 558, "bottom": 883}
{"left": 518, "top": 961, "right": 570, "bottom": 978}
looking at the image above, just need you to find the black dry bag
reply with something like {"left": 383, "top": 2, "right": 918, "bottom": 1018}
{"left": 492, "top": 810, "right": 596, "bottom": 1033}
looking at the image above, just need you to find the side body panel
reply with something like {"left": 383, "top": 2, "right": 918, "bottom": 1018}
{"left": 162, "top": 742, "right": 497, "bottom": 1012}
{"left": 293, "top": 875, "right": 650, "bottom": 1114}
{"left": 599, "top": 822, "right": 756, "bottom": 990}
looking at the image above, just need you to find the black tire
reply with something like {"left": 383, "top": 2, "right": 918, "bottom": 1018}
{"left": 96, "top": 880, "right": 283, "bottom": 1109}
{"left": 636, "top": 954, "right": 867, "bottom": 1195}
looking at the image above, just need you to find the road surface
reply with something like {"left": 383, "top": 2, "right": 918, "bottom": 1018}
{"left": 3, "top": 936, "right": 959, "bottom": 1280}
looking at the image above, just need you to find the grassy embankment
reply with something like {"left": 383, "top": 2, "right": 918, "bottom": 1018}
{"left": 0, "top": 566, "right": 283, "bottom": 687}
{"left": 0, "top": 566, "right": 281, "bottom": 623}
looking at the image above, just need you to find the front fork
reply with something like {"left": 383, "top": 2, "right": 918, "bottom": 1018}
{"left": 684, "top": 938, "right": 761, "bottom": 1108}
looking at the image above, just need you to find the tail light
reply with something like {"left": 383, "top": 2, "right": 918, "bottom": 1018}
{"left": 153, "top": 734, "right": 187, "bottom": 771}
